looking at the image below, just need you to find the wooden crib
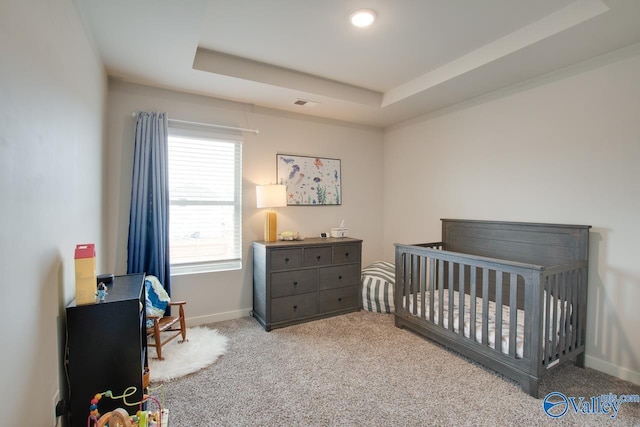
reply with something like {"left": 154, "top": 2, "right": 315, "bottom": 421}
{"left": 394, "top": 219, "right": 591, "bottom": 397}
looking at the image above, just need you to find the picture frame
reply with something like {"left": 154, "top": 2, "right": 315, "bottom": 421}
{"left": 276, "top": 154, "right": 342, "bottom": 205}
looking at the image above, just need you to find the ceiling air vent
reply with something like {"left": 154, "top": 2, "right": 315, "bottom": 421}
{"left": 293, "top": 99, "right": 319, "bottom": 108}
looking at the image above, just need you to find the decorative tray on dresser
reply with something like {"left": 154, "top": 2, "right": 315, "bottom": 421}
{"left": 252, "top": 237, "right": 362, "bottom": 331}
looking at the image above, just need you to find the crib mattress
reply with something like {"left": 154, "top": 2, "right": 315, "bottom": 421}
{"left": 403, "top": 292, "right": 568, "bottom": 359}
{"left": 404, "top": 292, "right": 524, "bottom": 358}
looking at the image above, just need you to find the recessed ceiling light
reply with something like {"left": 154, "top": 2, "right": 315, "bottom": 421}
{"left": 350, "top": 9, "right": 376, "bottom": 28}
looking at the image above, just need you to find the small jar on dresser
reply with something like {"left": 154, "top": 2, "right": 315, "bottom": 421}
{"left": 252, "top": 237, "right": 363, "bottom": 331}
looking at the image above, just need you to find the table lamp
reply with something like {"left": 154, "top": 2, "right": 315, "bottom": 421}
{"left": 256, "top": 184, "right": 287, "bottom": 242}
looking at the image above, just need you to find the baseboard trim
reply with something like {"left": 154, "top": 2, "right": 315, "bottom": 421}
{"left": 185, "top": 308, "right": 252, "bottom": 327}
{"left": 585, "top": 355, "right": 640, "bottom": 386}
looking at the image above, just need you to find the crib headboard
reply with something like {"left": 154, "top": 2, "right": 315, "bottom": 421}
{"left": 441, "top": 219, "right": 591, "bottom": 267}
{"left": 441, "top": 219, "right": 591, "bottom": 266}
{"left": 441, "top": 219, "right": 591, "bottom": 309}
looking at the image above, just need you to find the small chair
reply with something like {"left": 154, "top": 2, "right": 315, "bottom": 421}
{"left": 145, "top": 275, "right": 188, "bottom": 360}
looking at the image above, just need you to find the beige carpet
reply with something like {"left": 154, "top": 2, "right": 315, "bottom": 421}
{"left": 150, "top": 311, "right": 640, "bottom": 426}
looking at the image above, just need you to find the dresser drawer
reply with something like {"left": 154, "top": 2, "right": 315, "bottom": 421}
{"left": 318, "top": 286, "right": 359, "bottom": 313}
{"left": 271, "top": 270, "right": 317, "bottom": 298}
{"left": 318, "top": 264, "right": 360, "bottom": 290}
{"left": 334, "top": 244, "right": 360, "bottom": 264}
{"left": 271, "top": 293, "right": 317, "bottom": 323}
{"left": 303, "top": 246, "right": 332, "bottom": 267}
{"left": 270, "top": 249, "right": 302, "bottom": 270}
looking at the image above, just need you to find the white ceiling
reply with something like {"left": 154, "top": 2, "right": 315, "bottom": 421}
{"left": 74, "top": 0, "right": 640, "bottom": 128}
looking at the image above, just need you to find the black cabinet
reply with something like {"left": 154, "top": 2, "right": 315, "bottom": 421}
{"left": 253, "top": 237, "right": 362, "bottom": 331}
{"left": 66, "top": 273, "right": 147, "bottom": 427}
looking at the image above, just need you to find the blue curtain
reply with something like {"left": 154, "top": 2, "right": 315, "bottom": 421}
{"left": 127, "top": 112, "right": 171, "bottom": 298}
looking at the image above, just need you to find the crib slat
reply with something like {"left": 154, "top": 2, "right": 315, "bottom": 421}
{"left": 470, "top": 267, "right": 477, "bottom": 342}
{"left": 482, "top": 268, "right": 489, "bottom": 346}
{"left": 495, "top": 272, "right": 503, "bottom": 354}
{"left": 429, "top": 257, "right": 435, "bottom": 323}
{"left": 576, "top": 268, "right": 583, "bottom": 348}
{"left": 544, "top": 276, "right": 552, "bottom": 363}
{"left": 404, "top": 253, "right": 411, "bottom": 313}
{"left": 571, "top": 270, "right": 580, "bottom": 349}
{"left": 420, "top": 256, "right": 426, "bottom": 320}
{"left": 429, "top": 258, "right": 436, "bottom": 323}
{"left": 412, "top": 255, "right": 419, "bottom": 315}
{"left": 509, "top": 273, "right": 517, "bottom": 357}
{"left": 552, "top": 274, "right": 558, "bottom": 360}
{"left": 438, "top": 259, "right": 444, "bottom": 326}
{"left": 459, "top": 263, "right": 465, "bottom": 335}
{"left": 410, "top": 254, "right": 418, "bottom": 315}
{"left": 448, "top": 261, "right": 454, "bottom": 331}
{"left": 580, "top": 267, "right": 587, "bottom": 349}
{"left": 566, "top": 270, "right": 573, "bottom": 351}
{"left": 559, "top": 272, "right": 566, "bottom": 355}
{"left": 562, "top": 271, "right": 569, "bottom": 353}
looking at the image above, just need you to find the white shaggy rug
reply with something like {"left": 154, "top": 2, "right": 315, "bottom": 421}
{"left": 148, "top": 326, "right": 228, "bottom": 382}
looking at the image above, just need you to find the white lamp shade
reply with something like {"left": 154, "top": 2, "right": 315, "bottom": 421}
{"left": 256, "top": 184, "right": 287, "bottom": 208}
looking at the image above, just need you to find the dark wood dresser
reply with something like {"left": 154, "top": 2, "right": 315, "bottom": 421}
{"left": 252, "top": 237, "right": 362, "bottom": 331}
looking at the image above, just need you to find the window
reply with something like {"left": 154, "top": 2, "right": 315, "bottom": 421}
{"left": 167, "top": 122, "right": 242, "bottom": 274}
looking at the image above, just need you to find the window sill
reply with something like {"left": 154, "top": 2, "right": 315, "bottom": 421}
{"left": 170, "top": 260, "right": 242, "bottom": 276}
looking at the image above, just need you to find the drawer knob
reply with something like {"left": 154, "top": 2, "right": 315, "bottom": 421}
{"left": 285, "top": 258, "right": 290, "bottom": 263}
{"left": 293, "top": 305, "right": 298, "bottom": 310}
{"left": 338, "top": 275, "right": 342, "bottom": 280}
{"left": 338, "top": 297, "right": 342, "bottom": 302}
{"left": 316, "top": 255, "right": 321, "bottom": 261}
{"left": 345, "top": 252, "right": 349, "bottom": 257}
{"left": 293, "top": 281, "right": 298, "bottom": 286}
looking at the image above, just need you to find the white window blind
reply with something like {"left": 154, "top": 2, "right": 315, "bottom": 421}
{"left": 167, "top": 123, "right": 242, "bottom": 274}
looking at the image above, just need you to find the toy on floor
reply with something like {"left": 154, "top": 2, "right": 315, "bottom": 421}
{"left": 95, "top": 407, "right": 131, "bottom": 427}
{"left": 88, "top": 388, "right": 166, "bottom": 427}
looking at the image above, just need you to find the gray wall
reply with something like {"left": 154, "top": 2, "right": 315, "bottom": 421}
{"left": 383, "top": 44, "right": 640, "bottom": 385}
{"left": 0, "top": 0, "right": 107, "bottom": 425}
{"left": 106, "top": 81, "right": 384, "bottom": 324}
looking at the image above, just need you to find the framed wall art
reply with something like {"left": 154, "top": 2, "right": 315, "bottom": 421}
{"left": 276, "top": 154, "right": 342, "bottom": 205}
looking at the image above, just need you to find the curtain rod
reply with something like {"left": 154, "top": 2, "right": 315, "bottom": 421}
{"left": 132, "top": 113, "right": 259, "bottom": 134}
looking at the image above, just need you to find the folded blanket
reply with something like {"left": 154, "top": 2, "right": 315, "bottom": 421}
{"left": 145, "top": 274, "right": 170, "bottom": 327}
